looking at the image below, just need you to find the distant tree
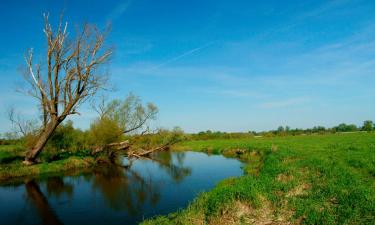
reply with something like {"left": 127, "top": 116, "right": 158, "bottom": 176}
{"left": 285, "top": 126, "right": 290, "bottom": 132}
{"left": 4, "top": 132, "right": 18, "bottom": 140}
{"left": 362, "top": 120, "right": 373, "bottom": 132}
{"left": 334, "top": 123, "right": 357, "bottom": 132}
{"left": 8, "top": 107, "right": 39, "bottom": 137}
{"left": 277, "top": 126, "right": 285, "bottom": 132}
{"left": 347, "top": 124, "right": 358, "bottom": 132}
{"left": 312, "top": 126, "right": 326, "bottom": 133}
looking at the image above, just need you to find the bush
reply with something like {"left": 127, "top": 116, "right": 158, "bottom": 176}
{"left": 89, "top": 117, "right": 123, "bottom": 147}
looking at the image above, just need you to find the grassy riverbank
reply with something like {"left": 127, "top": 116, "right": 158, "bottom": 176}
{"left": 142, "top": 132, "right": 375, "bottom": 224}
{"left": 0, "top": 145, "right": 95, "bottom": 183}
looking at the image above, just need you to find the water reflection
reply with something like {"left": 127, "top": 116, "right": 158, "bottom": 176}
{"left": 45, "top": 177, "right": 73, "bottom": 198}
{"left": 1, "top": 151, "right": 243, "bottom": 225}
{"left": 25, "top": 180, "right": 64, "bottom": 225}
{"left": 91, "top": 165, "right": 159, "bottom": 214}
{"left": 151, "top": 152, "right": 191, "bottom": 182}
{"left": 26, "top": 151, "right": 192, "bottom": 222}
{"left": 91, "top": 151, "right": 191, "bottom": 213}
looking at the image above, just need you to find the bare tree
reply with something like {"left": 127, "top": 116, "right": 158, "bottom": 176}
{"left": 8, "top": 107, "right": 39, "bottom": 137}
{"left": 22, "top": 13, "right": 111, "bottom": 164}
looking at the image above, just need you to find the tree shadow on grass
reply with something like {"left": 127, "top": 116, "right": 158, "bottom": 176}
{"left": 0, "top": 155, "right": 24, "bottom": 164}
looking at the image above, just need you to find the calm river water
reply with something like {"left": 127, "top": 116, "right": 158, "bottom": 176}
{"left": 0, "top": 151, "right": 243, "bottom": 225}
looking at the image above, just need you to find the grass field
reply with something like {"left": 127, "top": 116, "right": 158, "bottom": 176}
{"left": 143, "top": 132, "right": 375, "bottom": 224}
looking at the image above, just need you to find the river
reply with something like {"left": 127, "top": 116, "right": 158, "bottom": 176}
{"left": 0, "top": 151, "right": 243, "bottom": 225}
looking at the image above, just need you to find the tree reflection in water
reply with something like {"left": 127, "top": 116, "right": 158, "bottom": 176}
{"left": 24, "top": 151, "right": 192, "bottom": 223}
{"left": 45, "top": 177, "right": 73, "bottom": 198}
{"left": 90, "top": 151, "right": 191, "bottom": 214}
{"left": 151, "top": 151, "right": 191, "bottom": 183}
{"left": 25, "top": 180, "right": 64, "bottom": 225}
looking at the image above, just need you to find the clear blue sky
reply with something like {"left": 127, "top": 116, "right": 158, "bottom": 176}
{"left": 0, "top": 0, "right": 375, "bottom": 133}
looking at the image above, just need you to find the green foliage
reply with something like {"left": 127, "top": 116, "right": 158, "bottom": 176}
{"left": 99, "top": 93, "right": 158, "bottom": 133}
{"left": 192, "top": 130, "right": 254, "bottom": 140}
{"left": 89, "top": 117, "right": 123, "bottom": 146}
{"left": 32, "top": 120, "right": 92, "bottom": 162}
{"left": 189, "top": 121, "right": 375, "bottom": 142}
{"left": 0, "top": 144, "right": 24, "bottom": 164}
{"left": 46, "top": 120, "right": 87, "bottom": 151}
{"left": 362, "top": 120, "right": 374, "bottom": 132}
{"left": 334, "top": 123, "right": 358, "bottom": 132}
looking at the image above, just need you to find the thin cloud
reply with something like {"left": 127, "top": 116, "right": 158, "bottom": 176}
{"left": 147, "top": 42, "right": 215, "bottom": 72}
{"left": 106, "top": 0, "right": 132, "bottom": 23}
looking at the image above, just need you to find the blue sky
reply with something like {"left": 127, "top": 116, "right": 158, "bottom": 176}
{"left": 0, "top": 0, "right": 375, "bottom": 133}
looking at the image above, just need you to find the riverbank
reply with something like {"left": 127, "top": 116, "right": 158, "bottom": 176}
{"left": 142, "top": 132, "right": 375, "bottom": 224}
{"left": 0, "top": 145, "right": 95, "bottom": 183}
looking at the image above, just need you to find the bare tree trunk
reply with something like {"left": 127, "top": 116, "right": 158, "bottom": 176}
{"left": 24, "top": 119, "right": 61, "bottom": 164}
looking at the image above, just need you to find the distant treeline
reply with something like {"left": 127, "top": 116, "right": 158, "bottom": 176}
{"left": 1, "top": 120, "right": 374, "bottom": 145}
{"left": 189, "top": 120, "right": 374, "bottom": 140}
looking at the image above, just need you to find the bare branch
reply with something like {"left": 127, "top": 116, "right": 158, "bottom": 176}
{"left": 24, "top": 49, "right": 48, "bottom": 98}
{"left": 20, "top": 12, "right": 112, "bottom": 163}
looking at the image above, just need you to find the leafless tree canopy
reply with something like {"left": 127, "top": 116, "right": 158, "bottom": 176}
{"left": 22, "top": 13, "right": 112, "bottom": 163}
{"left": 24, "top": 13, "right": 111, "bottom": 127}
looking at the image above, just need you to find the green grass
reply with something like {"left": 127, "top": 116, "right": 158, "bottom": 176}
{"left": 143, "top": 133, "right": 375, "bottom": 225}
{"left": 0, "top": 144, "right": 24, "bottom": 164}
{"left": 0, "top": 144, "right": 95, "bottom": 183}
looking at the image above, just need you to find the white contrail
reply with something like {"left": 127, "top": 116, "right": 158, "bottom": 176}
{"left": 107, "top": 0, "right": 132, "bottom": 23}
{"left": 147, "top": 42, "right": 215, "bottom": 71}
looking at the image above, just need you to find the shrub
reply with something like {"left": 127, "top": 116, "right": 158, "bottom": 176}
{"left": 89, "top": 117, "right": 123, "bottom": 147}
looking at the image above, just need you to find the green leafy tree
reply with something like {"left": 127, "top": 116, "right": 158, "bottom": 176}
{"left": 90, "top": 93, "right": 158, "bottom": 150}
{"left": 94, "top": 93, "right": 158, "bottom": 135}
{"left": 362, "top": 120, "right": 373, "bottom": 132}
{"left": 334, "top": 123, "right": 358, "bottom": 132}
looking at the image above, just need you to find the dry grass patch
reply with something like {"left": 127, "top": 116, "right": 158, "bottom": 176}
{"left": 208, "top": 197, "right": 296, "bottom": 225}
{"left": 276, "top": 173, "right": 294, "bottom": 183}
{"left": 286, "top": 183, "right": 310, "bottom": 197}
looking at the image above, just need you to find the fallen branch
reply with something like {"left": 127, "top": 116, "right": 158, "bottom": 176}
{"left": 127, "top": 137, "right": 180, "bottom": 158}
{"left": 91, "top": 140, "right": 130, "bottom": 155}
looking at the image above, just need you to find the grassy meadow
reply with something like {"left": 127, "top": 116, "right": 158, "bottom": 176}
{"left": 143, "top": 132, "right": 375, "bottom": 224}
